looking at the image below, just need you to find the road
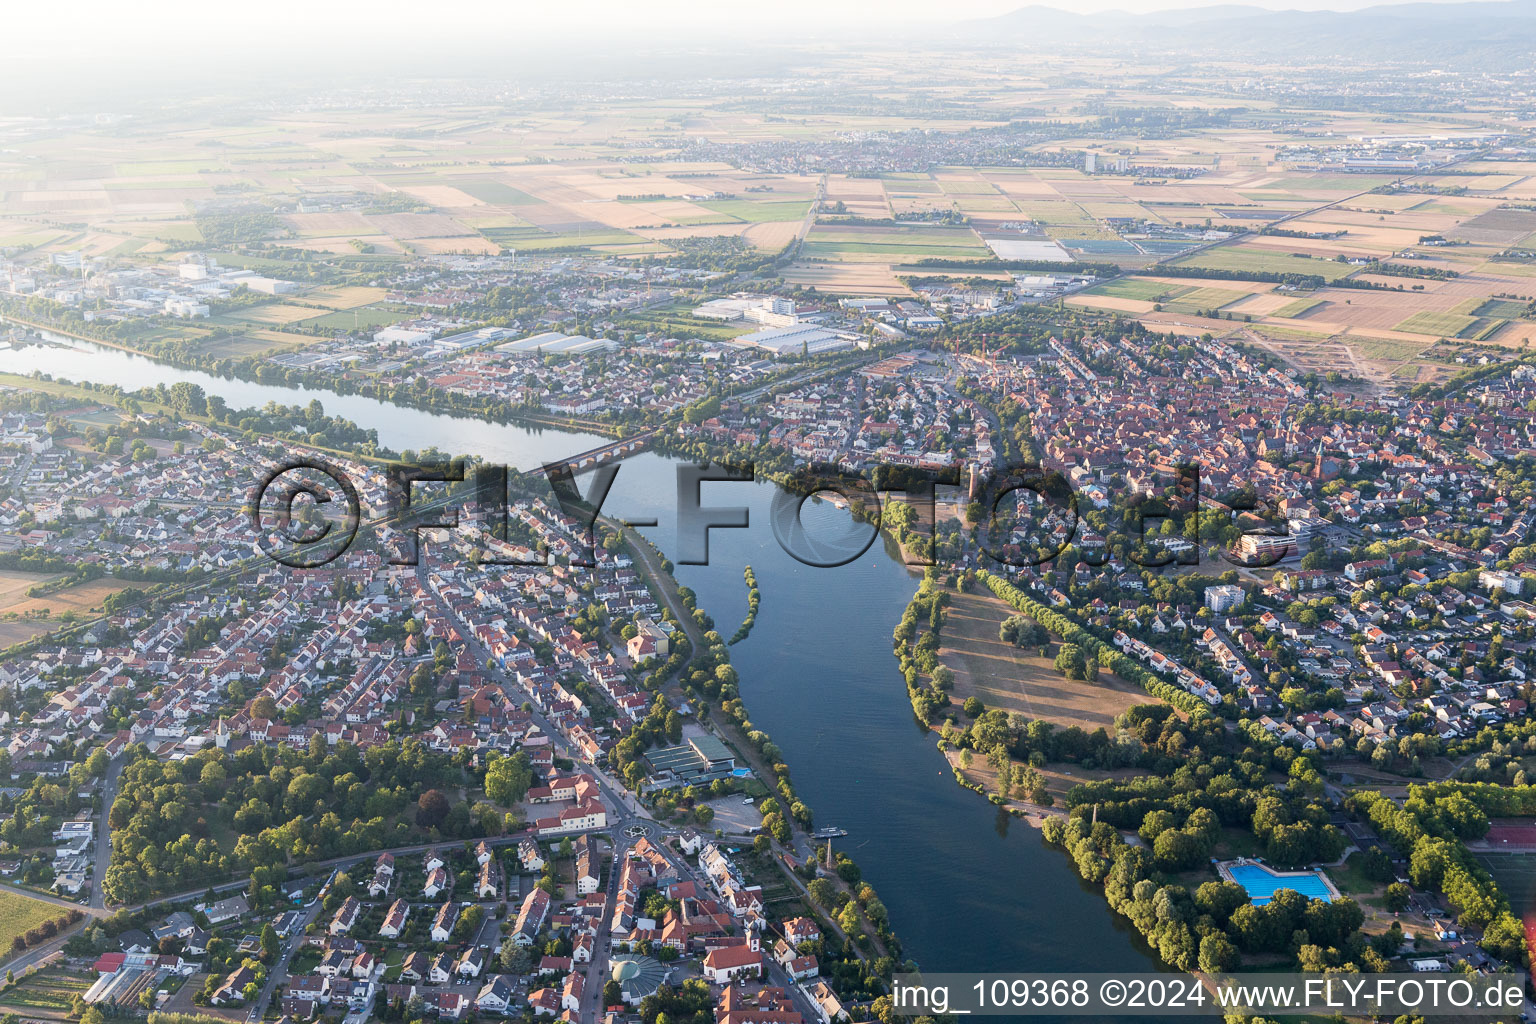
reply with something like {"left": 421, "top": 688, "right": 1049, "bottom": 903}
{"left": 617, "top": 528, "right": 705, "bottom": 664}
{"left": 248, "top": 898, "right": 323, "bottom": 1021}
{"left": 577, "top": 833, "right": 633, "bottom": 1024}
{"left": 91, "top": 755, "right": 126, "bottom": 910}
{"left": 0, "top": 757, "right": 126, "bottom": 979}
{"left": 413, "top": 560, "right": 649, "bottom": 823}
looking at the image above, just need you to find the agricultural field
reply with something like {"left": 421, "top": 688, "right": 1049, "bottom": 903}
{"left": 1081, "top": 278, "right": 1183, "bottom": 302}
{"left": 1394, "top": 310, "right": 1481, "bottom": 337}
{"left": 0, "top": 892, "right": 70, "bottom": 962}
{"left": 300, "top": 306, "right": 411, "bottom": 331}
{"left": 1171, "top": 244, "right": 1356, "bottom": 281}
{"left": 0, "top": 967, "right": 94, "bottom": 1021}
{"left": 219, "top": 303, "right": 323, "bottom": 326}
{"left": 801, "top": 224, "right": 991, "bottom": 263}
{"left": 2, "top": 94, "right": 1535, "bottom": 343}
{"left": 1273, "top": 297, "right": 1324, "bottom": 317}
{"left": 304, "top": 285, "right": 389, "bottom": 309}
{"left": 780, "top": 261, "right": 913, "bottom": 296}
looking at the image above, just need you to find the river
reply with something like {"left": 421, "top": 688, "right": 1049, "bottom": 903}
{"left": 0, "top": 334, "right": 1169, "bottom": 982}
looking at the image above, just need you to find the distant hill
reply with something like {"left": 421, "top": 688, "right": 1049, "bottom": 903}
{"left": 952, "top": 0, "right": 1536, "bottom": 64}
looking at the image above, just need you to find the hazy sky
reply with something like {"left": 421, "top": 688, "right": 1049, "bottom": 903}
{"left": 0, "top": 0, "right": 1499, "bottom": 105}
{"left": 5, "top": 0, "right": 1491, "bottom": 45}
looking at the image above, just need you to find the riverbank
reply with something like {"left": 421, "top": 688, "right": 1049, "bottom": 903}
{"left": 6, "top": 340, "right": 1172, "bottom": 980}
{"left": 2, "top": 315, "right": 627, "bottom": 439}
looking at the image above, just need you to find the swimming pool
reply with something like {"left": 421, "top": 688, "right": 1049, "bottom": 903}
{"left": 1225, "top": 863, "right": 1334, "bottom": 905}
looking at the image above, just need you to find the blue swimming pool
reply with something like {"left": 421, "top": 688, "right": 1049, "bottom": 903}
{"left": 1227, "top": 863, "right": 1333, "bottom": 905}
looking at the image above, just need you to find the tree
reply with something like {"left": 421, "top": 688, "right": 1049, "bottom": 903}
{"left": 1384, "top": 882, "right": 1411, "bottom": 913}
{"left": 1198, "top": 933, "right": 1239, "bottom": 973}
{"left": 484, "top": 752, "right": 534, "bottom": 806}
{"left": 837, "top": 900, "right": 861, "bottom": 935}
{"left": 1053, "top": 644, "right": 1086, "bottom": 679}
{"left": 417, "top": 789, "right": 451, "bottom": 828}
{"left": 603, "top": 980, "right": 622, "bottom": 1007}
{"left": 260, "top": 923, "right": 279, "bottom": 959}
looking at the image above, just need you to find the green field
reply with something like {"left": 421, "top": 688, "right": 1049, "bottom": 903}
{"left": 802, "top": 225, "right": 990, "bottom": 262}
{"left": 1475, "top": 298, "right": 1530, "bottom": 318}
{"left": 480, "top": 225, "right": 649, "bottom": 251}
{"left": 301, "top": 306, "right": 409, "bottom": 330}
{"left": 883, "top": 180, "right": 942, "bottom": 194}
{"left": 450, "top": 178, "right": 541, "bottom": 205}
{"left": 115, "top": 159, "right": 226, "bottom": 176}
{"left": 0, "top": 891, "right": 67, "bottom": 957}
{"left": 1274, "top": 297, "right": 1323, "bottom": 317}
{"left": 1467, "top": 318, "right": 1508, "bottom": 341}
{"left": 1354, "top": 337, "right": 1431, "bottom": 362}
{"left": 1277, "top": 174, "right": 1395, "bottom": 191}
{"left": 1173, "top": 246, "right": 1355, "bottom": 281}
{"left": 1013, "top": 201, "right": 1097, "bottom": 227}
{"left": 938, "top": 181, "right": 1001, "bottom": 195}
{"left": 1477, "top": 852, "right": 1536, "bottom": 918}
{"left": 1394, "top": 310, "right": 1480, "bottom": 337}
{"left": 199, "top": 336, "right": 297, "bottom": 359}
{"left": 103, "top": 179, "right": 206, "bottom": 191}
{"left": 810, "top": 225, "right": 983, "bottom": 246}
{"left": 1083, "top": 279, "right": 1186, "bottom": 301}
{"left": 1162, "top": 286, "right": 1250, "bottom": 312}
{"left": 699, "top": 200, "right": 812, "bottom": 223}
{"left": 615, "top": 311, "right": 752, "bottom": 341}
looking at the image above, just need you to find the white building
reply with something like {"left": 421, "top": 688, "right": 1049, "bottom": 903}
{"left": 1205, "top": 584, "right": 1245, "bottom": 614}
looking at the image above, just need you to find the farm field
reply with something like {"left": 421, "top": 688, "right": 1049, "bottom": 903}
{"left": 801, "top": 224, "right": 991, "bottom": 263}
{"left": 0, "top": 967, "right": 94, "bottom": 1021}
{"left": 1394, "top": 310, "right": 1480, "bottom": 337}
{"left": 0, "top": 92, "right": 1532, "bottom": 359}
{"left": 304, "top": 285, "right": 389, "bottom": 309}
{"left": 780, "top": 261, "right": 912, "bottom": 296}
{"left": 1172, "top": 245, "right": 1356, "bottom": 281}
{"left": 0, "top": 892, "right": 70, "bottom": 962}
{"left": 300, "top": 306, "right": 410, "bottom": 330}
{"left": 1274, "top": 297, "right": 1324, "bottom": 317}
{"left": 1081, "top": 278, "right": 1186, "bottom": 302}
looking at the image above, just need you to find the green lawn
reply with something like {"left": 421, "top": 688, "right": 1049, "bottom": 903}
{"left": 1329, "top": 852, "right": 1386, "bottom": 898}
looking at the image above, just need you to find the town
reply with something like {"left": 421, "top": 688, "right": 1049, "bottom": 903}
{"left": 3, "top": 10, "right": 1536, "bottom": 1024}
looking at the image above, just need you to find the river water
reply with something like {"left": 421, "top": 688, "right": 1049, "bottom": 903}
{"left": 0, "top": 333, "right": 1168, "bottom": 980}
